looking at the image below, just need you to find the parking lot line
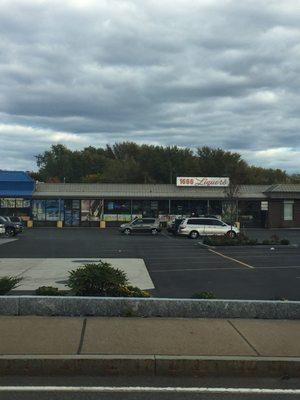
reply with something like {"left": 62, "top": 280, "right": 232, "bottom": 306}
{"left": 208, "top": 249, "right": 255, "bottom": 269}
{"left": 151, "top": 265, "right": 300, "bottom": 273}
{"left": 151, "top": 267, "right": 249, "bottom": 272}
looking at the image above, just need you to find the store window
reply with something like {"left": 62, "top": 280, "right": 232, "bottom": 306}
{"left": 1, "top": 198, "right": 16, "bottom": 208}
{"left": 189, "top": 200, "right": 208, "bottom": 216}
{"left": 45, "top": 200, "right": 64, "bottom": 221}
{"left": 81, "top": 200, "right": 103, "bottom": 221}
{"left": 131, "top": 200, "right": 168, "bottom": 217}
{"left": 284, "top": 201, "right": 294, "bottom": 221}
{"left": 209, "top": 200, "right": 222, "bottom": 215}
{"left": 32, "top": 200, "right": 46, "bottom": 220}
{"left": 104, "top": 199, "right": 130, "bottom": 215}
{"left": 32, "top": 199, "right": 64, "bottom": 221}
{"left": 170, "top": 200, "right": 190, "bottom": 215}
{"left": 0, "top": 198, "right": 31, "bottom": 208}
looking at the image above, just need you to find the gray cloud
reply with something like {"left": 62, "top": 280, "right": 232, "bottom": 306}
{"left": 0, "top": 0, "right": 300, "bottom": 172}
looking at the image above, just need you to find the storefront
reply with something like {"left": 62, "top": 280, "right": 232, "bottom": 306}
{"left": 1, "top": 171, "right": 300, "bottom": 228}
{"left": 32, "top": 182, "right": 265, "bottom": 227}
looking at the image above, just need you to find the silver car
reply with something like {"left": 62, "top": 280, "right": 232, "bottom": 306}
{"left": 120, "top": 218, "right": 162, "bottom": 235}
{"left": 178, "top": 217, "right": 239, "bottom": 239}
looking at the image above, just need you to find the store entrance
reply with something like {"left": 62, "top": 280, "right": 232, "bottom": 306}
{"left": 64, "top": 200, "right": 80, "bottom": 227}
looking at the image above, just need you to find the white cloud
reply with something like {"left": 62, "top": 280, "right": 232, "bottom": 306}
{"left": 0, "top": 0, "right": 300, "bottom": 172}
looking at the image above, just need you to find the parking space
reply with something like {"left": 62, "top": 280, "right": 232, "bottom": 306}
{"left": 0, "top": 228, "right": 299, "bottom": 300}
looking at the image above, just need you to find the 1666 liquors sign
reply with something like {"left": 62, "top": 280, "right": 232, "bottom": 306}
{"left": 177, "top": 177, "right": 230, "bottom": 187}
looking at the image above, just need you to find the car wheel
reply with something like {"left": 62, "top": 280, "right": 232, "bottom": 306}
{"left": 123, "top": 228, "right": 131, "bottom": 235}
{"left": 151, "top": 228, "right": 158, "bottom": 235}
{"left": 227, "top": 230, "right": 236, "bottom": 238}
{"left": 5, "top": 228, "right": 16, "bottom": 237}
{"left": 189, "top": 230, "right": 199, "bottom": 239}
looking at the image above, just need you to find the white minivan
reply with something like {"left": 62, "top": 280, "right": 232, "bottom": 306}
{"left": 178, "top": 217, "right": 239, "bottom": 239}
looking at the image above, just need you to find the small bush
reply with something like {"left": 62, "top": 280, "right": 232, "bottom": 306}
{"left": 191, "top": 291, "right": 215, "bottom": 299}
{"left": 67, "top": 260, "right": 128, "bottom": 296}
{"left": 203, "top": 235, "right": 238, "bottom": 246}
{"left": 203, "top": 234, "right": 257, "bottom": 246}
{"left": 270, "top": 234, "right": 280, "bottom": 244}
{"left": 280, "top": 239, "right": 290, "bottom": 245}
{"left": 0, "top": 276, "right": 22, "bottom": 295}
{"left": 35, "top": 286, "right": 61, "bottom": 296}
{"left": 262, "top": 239, "right": 270, "bottom": 245}
{"left": 109, "top": 285, "right": 150, "bottom": 298}
{"left": 248, "top": 239, "right": 258, "bottom": 245}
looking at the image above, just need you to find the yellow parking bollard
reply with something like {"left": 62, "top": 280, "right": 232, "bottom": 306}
{"left": 100, "top": 220, "right": 106, "bottom": 229}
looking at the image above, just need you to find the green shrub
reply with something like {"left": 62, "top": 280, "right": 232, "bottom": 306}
{"left": 270, "top": 234, "right": 280, "bottom": 244}
{"left": 203, "top": 235, "right": 237, "bottom": 246}
{"left": 280, "top": 239, "right": 290, "bottom": 245}
{"left": 262, "top": 239, "right": 270, "bottom": 245}
{"left": 35, "top": 286, "right": 61, "bottom": 296}
{"left": 108, "top": 285, "right": 150, "bottom": 298}
{"left": 203, "top": 234, "right": 256, "bottom": 246}
{"left": 0, "top": 276, "right": 22, "bottom": 295}
{"left": 248, "top": 239, "right": 258, "bottom": 245}
{"left": 67, "top": 261, "right": 128, "bottom": 296}
{"left": 191, "top": 291, "right": 215, "bottom": 299}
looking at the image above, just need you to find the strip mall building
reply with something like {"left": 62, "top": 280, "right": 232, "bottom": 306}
{"left": 0, "top": 171, "right": 300, "bottom": 229}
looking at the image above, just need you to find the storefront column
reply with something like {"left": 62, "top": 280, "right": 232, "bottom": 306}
{"left": 58, "top": 198, "right": 62, "bottom": 220}
{"left": 130, "top": 199, "right": 133, "bottom": 219}
{"left": 168, "top": 199, "right": 171, "bottom": 215}
{"left": 207, "top": 199, "right": 210, "bottom": 214}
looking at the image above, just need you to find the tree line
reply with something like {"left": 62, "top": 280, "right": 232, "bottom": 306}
{"left": 30, "top": 142, "right": 299, "bottom": 185}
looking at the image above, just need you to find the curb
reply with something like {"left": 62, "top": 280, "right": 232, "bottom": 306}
{"left": 0, "top": 355, "right": 299, "bottom": 377}
{"left": 1, "top": 296, "right": 300, "bottom": 319}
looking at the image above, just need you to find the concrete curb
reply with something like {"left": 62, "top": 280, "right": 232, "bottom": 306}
{"left": 0, "top": 355, "right": 299, "bottom": 377}
{"left": 1, "top": 296, "right": 300, "bottom": 319}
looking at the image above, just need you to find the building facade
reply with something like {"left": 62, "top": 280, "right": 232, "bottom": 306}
{"left": 1, "top": 171, "right": 300, "bottom": 228}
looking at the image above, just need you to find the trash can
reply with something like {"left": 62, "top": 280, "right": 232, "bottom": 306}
{"left": 100, "top": 220, "right": 106, "bottom": 229}
{"left": 235, "top": 221, "right": 240, "bottom": 229}
{"left": 57, "top": 221, "right": 63, "bottom": 228}
{"left": 27, "top": 220, "right": 33, "bottom": 228}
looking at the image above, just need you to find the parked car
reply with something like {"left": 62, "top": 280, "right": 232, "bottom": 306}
{"left": 167, "top": 218, "right": 184, "bottom": 235}
{"left": 120, "top": 218, "right": 162, "bottom": 235}
{"left": 5, "top": 216, "right": 24, "bottom": 232}
{"left": 178, "top": 217, "right": 239, "bottom": 239}
{"left": 0, "top": 216, "right": 21, "bottom": 237}
{"left": 0, "top": 223, "right": 5, "bottom": 235}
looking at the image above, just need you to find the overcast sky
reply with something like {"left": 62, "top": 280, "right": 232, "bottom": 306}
{"left": 1, "top": 0, "right": 300, "bottom": 172}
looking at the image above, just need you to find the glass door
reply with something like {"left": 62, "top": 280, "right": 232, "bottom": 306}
{"left": 64, "top": 200, "right": 80, "bottom": 226}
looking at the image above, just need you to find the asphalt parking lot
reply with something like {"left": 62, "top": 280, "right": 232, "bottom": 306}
{"left": 0, "top": 227, "right": 300, "bottom": 300}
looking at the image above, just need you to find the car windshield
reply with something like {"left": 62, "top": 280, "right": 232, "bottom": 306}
{"left": 0, "top": 1, "right": 298, "bottom": 394}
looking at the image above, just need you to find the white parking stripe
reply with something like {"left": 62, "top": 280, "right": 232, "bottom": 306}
{"left": 152, "top": 265, "right": 300, "bottom": 272}
{"left": 0, "top": 386, "right": 299, "bottom": 394}
{"left": 0, "top": 239, "right": 17, "bottom": 246}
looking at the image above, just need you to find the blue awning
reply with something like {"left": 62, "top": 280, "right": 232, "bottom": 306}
{"left": 0, "top": 190, "right": 33, "bottom": 198}
{"left": 0, "top": 171, "right": 35, "bottom": 198}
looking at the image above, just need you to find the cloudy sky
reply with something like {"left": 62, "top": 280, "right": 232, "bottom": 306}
{"left": 1, "top": 0, "right": 300, "bottom": 172}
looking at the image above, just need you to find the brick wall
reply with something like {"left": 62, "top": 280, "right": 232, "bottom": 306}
{"left": 268, "top": 199, "right": 300, "bottom": 228}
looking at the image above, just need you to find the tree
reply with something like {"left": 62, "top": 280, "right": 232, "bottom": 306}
{"left": 197, "top": 147, "right": 249, "bottom": 183}
{"left": 34, "top": 142, "right": 292, "bottom": 185}
{"left": 36, "top": 144, "right": 75, "bottom": 182}
{"left": 224, "top": 182, "right": 240, "bottom": 229}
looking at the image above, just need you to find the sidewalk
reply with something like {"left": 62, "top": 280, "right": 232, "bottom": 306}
{"left": 0, "top": 317, "right": 300, "bottom": 376}
{"left": 1, "top": 316, "right": 300, "bottom": 356}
